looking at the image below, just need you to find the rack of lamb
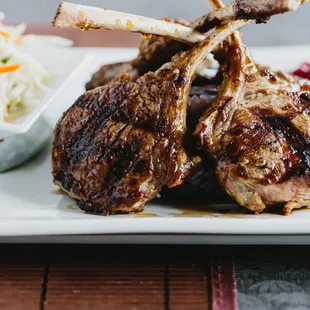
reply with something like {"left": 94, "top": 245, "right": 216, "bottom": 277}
{"left": 52, "top": 0, "right": 310, "bottom": 215}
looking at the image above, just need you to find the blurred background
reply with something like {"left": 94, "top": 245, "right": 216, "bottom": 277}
{"left": 1, "top": 0, "right": 310, "bottom": 46}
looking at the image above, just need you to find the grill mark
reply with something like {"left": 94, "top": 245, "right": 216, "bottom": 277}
{"left": 69, "top": 120, "right": 117, "bottom": 168}
{"left": 264, "top": 115, "right": 310, "bottom": 181}
{"left": 78, "top": 124, "right": 136, "bottom": 208}
{"left": 64, "top": 112, "right": 107, "bottom": 167}
{"left": 62, "top": 123, "right": 121, "bottom": 194}
{"left": 106, "top": 150, "right": 149, "bottom": 209}
{"left": 64, "top": 84, "right": 138, "bottom": 163}
{"left": 104, "top": 129, "right": 153, "bottom": 210}
{"left": 74, "top": 123, "right": 131, "bottom": 200}
{"left": 96, "top": 122, "right": 129, "bottom": 163}
{"left": 222, "top": 121, "right": 270, "bottom": 164}
{"left": 101, "top": 125, "right": 137, "bottom": 191}
{"left": 62, "top": 94, "right": 109, "bottom": 161}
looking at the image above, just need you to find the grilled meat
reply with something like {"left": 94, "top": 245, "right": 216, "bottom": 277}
{"left": 52, "top": 22, "right": 244, "bottom": 214}
{"left": 86, "top": 62, "right": 138, "bottom": 91}
{"left": 53, "top": 67, "right": 200, "bottom": 214}
{"left": 195, "top": 33, "right": 310, "bottom": 215}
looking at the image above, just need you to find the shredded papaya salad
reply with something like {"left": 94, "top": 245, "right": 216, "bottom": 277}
{"left": 0, "top": 12, "right": 72, "bottom": 122}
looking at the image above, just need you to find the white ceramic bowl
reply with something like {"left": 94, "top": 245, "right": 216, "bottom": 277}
{"left": 0, "top": 117, "right": 51, "bottom": 173}
{"left": 0, "top": 46, "right": 93, "bottom": 172}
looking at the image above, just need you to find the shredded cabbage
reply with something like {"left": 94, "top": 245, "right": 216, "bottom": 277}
{"left": 0, "top": 13, "right": 72, "bottom": 122}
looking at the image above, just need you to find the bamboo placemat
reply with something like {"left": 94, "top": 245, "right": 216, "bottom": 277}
{"left": 0, "top": 245, "right": 237, "bottom": 310}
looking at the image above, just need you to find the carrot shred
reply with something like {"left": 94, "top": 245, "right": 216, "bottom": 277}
{"left": 0, "top": 63, "right": 21, "bottom": 73}
{"left": 15, "top": 36, "right": 23, "bottom": 44}
{"left": 0, "top": 30, "right": 10, "bottom": 39}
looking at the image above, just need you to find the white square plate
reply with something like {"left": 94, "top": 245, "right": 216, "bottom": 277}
{"left": 1, "top": 46, "right": 310, "bottom": 244}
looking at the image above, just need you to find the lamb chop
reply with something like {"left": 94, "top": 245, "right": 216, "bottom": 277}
{"left": 85, "top": 63, "right": 225, "bottom": 204}
{"left": 195, "top": 24, "right": 310, "bottom": 215}
{"left": 52, "top": 19, "right": 248, "bottom": 214}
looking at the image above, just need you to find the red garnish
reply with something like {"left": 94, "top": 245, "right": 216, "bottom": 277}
{"left": 292, "top": 62, "right": 310, "bottom": 80}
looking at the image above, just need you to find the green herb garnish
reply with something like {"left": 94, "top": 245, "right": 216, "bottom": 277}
{"left": 1, "top": 57, "right": 10, "bottom": 64}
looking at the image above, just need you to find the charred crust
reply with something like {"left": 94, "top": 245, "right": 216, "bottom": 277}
{"left": 234, "top": 1, "right": 272, "bottom": 23}
{"left": 301, "top": 92, "right": 310, "bottom": 102}
{"left": 78, "top": 200, "right": 111, "bottom": 215}
{"left": 171, "top": 74, "right": 187, "bottom": 87}
{"left": 266, "top": 116, "right": 310, "bottom": 180}
{"left": 222, "top": 122, "right": 269, "bottom": 163}
{"left": 52, "top": 2, "right": 63, "bottom": 27}
{"left": 194, "top": 16, "right": 221, "bottom": 32}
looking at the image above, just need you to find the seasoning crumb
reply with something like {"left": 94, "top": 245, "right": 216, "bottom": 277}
{"left": 175, "top": 28, "right": 181, "bottom": 36}
{"left": 116, "top": 19, "right": 121, "bottom": 27}
{"left": 143, "top": 34, "right": 152, "bottom": 40}
{"left": 77, "top": 21, "right": 96, "bottom": 31}
{"left": 126, "top": 20, "right": 134, "bottom": 29}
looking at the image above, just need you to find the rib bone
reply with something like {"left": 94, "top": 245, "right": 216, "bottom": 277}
{"left": 195, "top": 0, "right": 304, "bottom": 31}
{"left": 53, "top": 2, "right": 206, "bottom": 44}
